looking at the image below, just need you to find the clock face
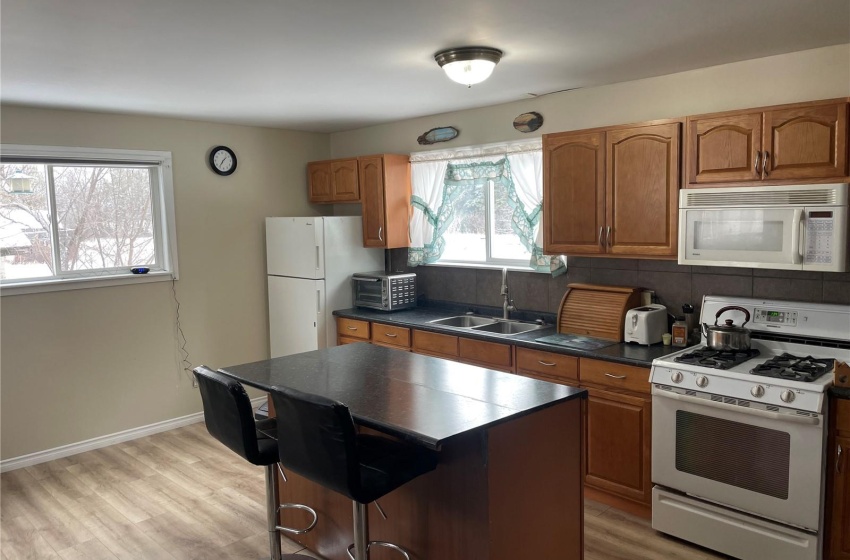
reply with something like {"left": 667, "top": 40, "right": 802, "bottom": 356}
{"left": 209, "top": 146, "right": 237, "bottom": 176}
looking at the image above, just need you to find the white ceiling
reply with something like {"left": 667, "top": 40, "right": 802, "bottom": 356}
{"left": 2, "top": 0, "right": 848, "bottom": 133}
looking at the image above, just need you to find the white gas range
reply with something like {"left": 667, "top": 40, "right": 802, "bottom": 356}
{"left": 650, "top": 296, "right": 850, "bottom": 560}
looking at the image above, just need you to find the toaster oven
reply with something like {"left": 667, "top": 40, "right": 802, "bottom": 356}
{"left": 352, "top": 271, "right": 417, "bottom": 311}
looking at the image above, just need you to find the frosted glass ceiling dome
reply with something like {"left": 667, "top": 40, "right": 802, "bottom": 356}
{"left": 434, "top": 47, "right": 503, "bottom": 87}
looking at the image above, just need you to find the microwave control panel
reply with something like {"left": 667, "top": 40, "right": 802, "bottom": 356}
{"left": 804, "top": 211, "right": 835, "bottom": 265}
{"left": 753, "top": 308, "right": 798, "bottom": 327}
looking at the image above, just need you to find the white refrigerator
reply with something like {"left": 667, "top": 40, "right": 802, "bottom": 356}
{"left": 266, "top": 217, "right": 383, "bottom": 358}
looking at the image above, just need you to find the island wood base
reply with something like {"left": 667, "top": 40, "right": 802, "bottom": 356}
{"left": 275, "top": 398, "right": 584, "bottom": 560}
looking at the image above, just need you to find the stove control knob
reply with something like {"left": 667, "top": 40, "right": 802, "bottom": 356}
{"left": 780, "top": 390, "right": 795, "bottom": 403}
{"left": 750, "top": 385, "right": 765, "bottom": 398}
{"left": 671, "top": 371, "right": 684, "bottom": 384}
{"left": 696, "top": 375, "right": 709, "bottom": 388}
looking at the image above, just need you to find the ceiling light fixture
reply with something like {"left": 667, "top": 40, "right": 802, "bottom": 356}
{"left": 434, "top": 47, "right": 503, "bottom": 87}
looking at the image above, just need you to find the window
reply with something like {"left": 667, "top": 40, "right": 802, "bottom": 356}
{"left": 438, "top": 179, "right": 531, "bottom": 266}
{"left": 0, "top": 145, "right": 178, "bottom": 294}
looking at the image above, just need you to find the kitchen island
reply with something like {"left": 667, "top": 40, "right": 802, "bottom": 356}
{"left": 221, "top": 343, "right": 586, "bottom": 560}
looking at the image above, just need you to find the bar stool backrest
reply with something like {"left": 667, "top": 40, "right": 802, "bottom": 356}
{"left": 270, "top": 386, "right": 362, "bottom": 501}
{"left": 194, "top": 366, "right": 265, "bottom": 465}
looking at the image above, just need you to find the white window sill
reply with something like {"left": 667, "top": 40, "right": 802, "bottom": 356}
{"left": 426, "top": 261, "right": 538, "bottom": 273}
{"left": 0, "top": 270, "right": 176, "bottom": 297}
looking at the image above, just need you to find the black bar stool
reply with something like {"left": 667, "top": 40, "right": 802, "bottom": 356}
{"left": 193, "top": 366, "right": 318, "bottom": 560}
{"left": 270, "top": 385, "right": 439, "bottom": 560}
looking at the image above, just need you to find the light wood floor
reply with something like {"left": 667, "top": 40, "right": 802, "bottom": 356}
{"left": 1, "top": 423, "right": 731, "bottom": 559}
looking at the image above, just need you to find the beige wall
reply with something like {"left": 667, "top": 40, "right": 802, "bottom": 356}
{"left": 0, "top": 106, "right": 330, "bottom": 460}
{"left": 331, "top": 44, "right": 850, "bottom": 157}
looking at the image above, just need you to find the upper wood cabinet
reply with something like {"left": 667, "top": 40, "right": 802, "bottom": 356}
{"left": 543, "top": 121, "right": 681, "bottom": 258}
{"left": 360, "top": 154, "right": 411, "bottom": 249}
{"left": 307, "top": 158, "right": 360, "bottom": 203}
{"left": 687, "top": 100, "right": 849, "bottom": 187}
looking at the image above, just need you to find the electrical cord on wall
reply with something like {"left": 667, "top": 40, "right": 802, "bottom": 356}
{"left": 172, "top": 278, "right": 194, "bottom": 385}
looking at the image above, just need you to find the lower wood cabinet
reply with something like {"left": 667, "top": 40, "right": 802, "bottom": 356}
{"left": 827, "top": 397, "right": 850, "bottom": 560}
{"left": 372, "top": 323, "right": 411, "bottom": 350}
{"left": 516, "top": 347, "right": 579, "bottom": 385}
{"left": 412, "top": 329, "right": 458, "bottom": 358}
{"left": 583, "top": 386, "right": 652, "bottom": 506}
{"left": 458, "top": 337, "right": 513, "bottom": 372}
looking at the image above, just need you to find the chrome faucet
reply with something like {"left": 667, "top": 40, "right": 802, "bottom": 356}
{"left": 500, "top": 267, "right": 515, "bottom": 320}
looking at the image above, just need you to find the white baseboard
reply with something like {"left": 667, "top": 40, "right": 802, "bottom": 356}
{"left": 0, "top": 396, "right": 267, "bottom": 473}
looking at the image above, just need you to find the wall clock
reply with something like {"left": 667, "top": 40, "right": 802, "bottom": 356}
{"left": 209, "top": 145, "right": 237, "bottom": 176}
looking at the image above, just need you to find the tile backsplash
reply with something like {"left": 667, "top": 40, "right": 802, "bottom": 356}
{"left": 387, "top": 249, "right": 850, "bottom": 318}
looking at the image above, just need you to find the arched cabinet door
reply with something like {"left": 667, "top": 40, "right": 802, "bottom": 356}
{"left": 606, "top": 123, "right": 680, "bottom": 257}
{"left": 764, "top": 103, "right": 848, "bottom": 181}
{"left": 543, "top": 131, "right": 606, "bottom": 255}
{"left": 687, "top": 112, "right": 762, "bottom": 185}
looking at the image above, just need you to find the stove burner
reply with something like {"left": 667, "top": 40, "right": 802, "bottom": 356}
{"left": 673, "top": 347, "right": 761, "bottom": 370}
{"left": 750, "top": 353, "right": 834, "bottom": 382}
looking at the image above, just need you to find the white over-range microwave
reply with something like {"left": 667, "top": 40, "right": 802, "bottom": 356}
{"left": 678, "top": 183, "right": 848, "bottom": 271}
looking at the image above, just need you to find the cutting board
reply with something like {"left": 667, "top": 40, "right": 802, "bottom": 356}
{"left": 556, "top": 283, "right": 642, "bottom": 341}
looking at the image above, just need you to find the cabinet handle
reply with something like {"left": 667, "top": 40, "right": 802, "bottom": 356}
{"left": 761, "top": 151, "right": 769, "bottom": 178}
{"left": 346, "top": 326, "right": 358, "bottom": 331}
{"left": 538, "top": 360, "right": 557, "bottom": 366}
{"left": 605, "top": 373, "right": 627, "bottom": 379}
{"left": 606, "top": 226, "right": 612, "bottom": 247}
{"left": 754, "top": 151, "right": 761, "bottom": 175}
{"left": 378, "top": 226, "right": 383, "bottom": 242}
{"left": 838, "top": 444, "right": 844, "bottom": 474}
{"left": 598, "top": 227, "right": 604, "bottom": 246}
{"left": 384, "top": 333, "right": 398, "bottom": 338}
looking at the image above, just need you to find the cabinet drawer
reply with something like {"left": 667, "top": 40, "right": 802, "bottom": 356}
{"left": 459, "top": 338, "right": 513, "bottom": 371}
{"left": 338, "top": 336, "right": 366, "bottom": 346}
{"left": 516, "top": 347, "right": 579, "bottom": 383}
{"left": 412, "top": 330, "right": 458, "bottom": 358}
{"left": 371, "top": 323, "right": 411, "bottom": 348}
{"left": 835, "top": 398, "right": 850, "bottom": 434}
{"left": 580, "top": 358, "right": 650, "bottom": 394}
{"left": 337, "top": 318, "right": 370, "bottom": 340}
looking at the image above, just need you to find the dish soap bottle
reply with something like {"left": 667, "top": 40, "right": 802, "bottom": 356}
{"left": 672, "top": 316, "right": 689, "bottom": 347}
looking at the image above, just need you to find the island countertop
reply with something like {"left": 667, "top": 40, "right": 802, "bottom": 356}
{"left": 220, "top": 343, "right": 585, "bottom": 450}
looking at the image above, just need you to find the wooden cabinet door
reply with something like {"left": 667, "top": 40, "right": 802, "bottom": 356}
{"left": 331, "top": 159, "right": 360, "bottom": 201}
{"left": 830, "top": 435, "right": 850, "bottom": 559}
{"left": 584, "top": 387, "right": 652, "bottom": 505}
{"left": 543, "top": 131, "right": 606, "bottom": 254}
{"left": 606, "top": 122, "right": 680, "bottom": 256}
{"left": 360, "top": 156, "right": 387, "bottom": 248}
{"left": 763, "top": 102, "right": 849, "bottom": 181}
{"left": 307, "top": 161, "right": 333, "bottom": 202}
{"left": 687, "top": 112, "right": 762, "bottom": 185}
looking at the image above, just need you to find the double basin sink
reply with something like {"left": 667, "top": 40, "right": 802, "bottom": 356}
{"left": 428, "top": 314, "right": 548, "bottom": 336}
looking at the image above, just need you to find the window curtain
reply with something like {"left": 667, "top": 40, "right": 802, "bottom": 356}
{"left": 407, "top": 140, "right": 565, "bottom": 274}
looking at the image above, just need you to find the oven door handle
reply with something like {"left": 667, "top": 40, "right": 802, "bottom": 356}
{"left": 652, "top": 387, "right": 820, "bottom": 426}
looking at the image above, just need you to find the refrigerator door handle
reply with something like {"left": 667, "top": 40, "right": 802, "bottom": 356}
{"left": 317, "top": 290, "right": 321, "bottom": 313}
{"left": 315, "top": 246, "right": 320, "bottom": 270}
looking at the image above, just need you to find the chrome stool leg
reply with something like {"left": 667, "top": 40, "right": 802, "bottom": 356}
{"left": 265, "top": 464, "right": 318, "bottom": 560}
{"left": 346, "top": 500, "right": 411, "bottom": 560}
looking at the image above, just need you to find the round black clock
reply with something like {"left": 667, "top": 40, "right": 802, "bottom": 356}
{"left": 209, "top": 145, "right": 237, "bottom": 176}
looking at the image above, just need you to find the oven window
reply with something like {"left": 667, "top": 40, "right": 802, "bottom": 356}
{"left": 675, "top": 410, "right": 790, "bottom": 499}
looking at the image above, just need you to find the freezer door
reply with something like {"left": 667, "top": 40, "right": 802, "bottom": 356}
{"left": 268, "top": 276, "right": 326, "bottom": 358}
{"left": 266, "top": 217, "right": 324, "bottom": 279}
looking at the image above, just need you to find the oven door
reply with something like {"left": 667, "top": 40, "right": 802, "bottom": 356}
{"left": 678, "top": 207, "right": 803, "bottom": 269}
{"left": 652, "top": 386, "right": 824, "bottom": 531}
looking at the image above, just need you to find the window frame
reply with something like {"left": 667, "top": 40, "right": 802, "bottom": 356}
{"left": 435, "top": 178, "right": 533, "bottom": 270}
{"left": 0, "top": 144, "right": 179, "bottom": 296}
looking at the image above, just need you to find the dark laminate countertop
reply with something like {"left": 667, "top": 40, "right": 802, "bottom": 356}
{"left": 333, "top": 306, "right": 678, "bottom": 368}
{"left": 220, "top": 343, "right": 585, "bottom": 450}
{"left": 831, "top": 386, "right": 850, "bottom": 400}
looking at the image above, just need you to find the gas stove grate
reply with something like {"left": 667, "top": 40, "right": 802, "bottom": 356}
{"left": 673, "top": 347, "right": 761, "bottom": 370}
{"left": 749, "top": 353, "right": 834, "bottom": 382}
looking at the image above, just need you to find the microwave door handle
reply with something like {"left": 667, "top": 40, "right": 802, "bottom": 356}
{"left": 791, "top": 209, "right": 804, "bottom": 264}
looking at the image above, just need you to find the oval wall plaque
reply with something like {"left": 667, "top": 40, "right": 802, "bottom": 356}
{"left": 417, "top": 126, "right": 459, "bottom": 145}
{"left": 513, "top": 112, "right": 544, "bottom": 133}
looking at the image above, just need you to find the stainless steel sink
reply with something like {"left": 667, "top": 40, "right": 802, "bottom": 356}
{"left": 471, "top": 321, "right": 547, "bottom": 335}
{"left": 429, "top": 315, "right": 498, "bottom": 328}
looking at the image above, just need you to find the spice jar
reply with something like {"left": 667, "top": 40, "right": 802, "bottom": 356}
{"left": 672, "top": 316, "right": 689, "bottom": 347}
